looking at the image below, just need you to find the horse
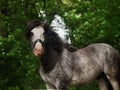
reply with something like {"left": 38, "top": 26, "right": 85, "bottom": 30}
{"left": 26, "top": 20, "right": 120, "bottom": 90}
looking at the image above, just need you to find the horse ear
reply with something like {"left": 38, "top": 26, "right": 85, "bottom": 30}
{"left": 42, "top": 22, "right": 48, "bottom": 27}
{"left": 42, "top": 22, "right": 51, "bottom": 32}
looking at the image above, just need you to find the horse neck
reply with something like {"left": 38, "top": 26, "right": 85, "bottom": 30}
{"left": 40, "top": 44, "right": 64, "bottom": 73}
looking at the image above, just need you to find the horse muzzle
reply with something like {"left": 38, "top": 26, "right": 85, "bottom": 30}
{"left": 33, "top": 47, "right": 44, "bottom": 57}
{"left": 32, "top": 39, "right": 44, "bottom": 57}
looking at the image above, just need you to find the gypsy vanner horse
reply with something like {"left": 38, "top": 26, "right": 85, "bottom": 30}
{"left": 26, "top": 20, "right": 120, "bottom": 90}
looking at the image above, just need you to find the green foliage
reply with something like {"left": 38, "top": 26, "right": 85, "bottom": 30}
{"left": 69, "top": 81, "right": 99, "bottom": 90}
{"left": 0, "top": 0, "right": 120, "bottom": 90}
{"left": 63, "top": 0, "right": 120, "bottom": 49}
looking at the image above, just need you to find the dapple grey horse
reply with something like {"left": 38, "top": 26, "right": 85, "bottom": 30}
{"left": 26, "top": 20, "right": 120, "bottom": 90}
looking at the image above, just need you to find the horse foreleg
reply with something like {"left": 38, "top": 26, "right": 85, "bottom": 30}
{"left": 56, "top": 83, "right": 68, "bottom": 90}
{"left": 46, "top": 83, "right": 56, "bottom": 90}
{"left": 56, "top": 86, "right": 68, "bottom": 90}
{"left": 55, "top": 80, "right": 68, "bottom": 90}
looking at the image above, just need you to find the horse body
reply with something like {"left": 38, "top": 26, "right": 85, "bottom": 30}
{"left": 39, "top": 43, "right": 120, "bottom": 90}
{"left": 26, "top": 20, "right": 120, "bottom": 90}
{"left": 70, "top": 43, "right": 118, "bottom": 85}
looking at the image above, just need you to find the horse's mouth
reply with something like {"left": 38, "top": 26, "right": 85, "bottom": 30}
{"left": 33, "top": 48, "right": 44, "bottom": 57}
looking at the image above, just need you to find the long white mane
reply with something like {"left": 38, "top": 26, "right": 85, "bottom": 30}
{"left": 50, "top": 15, "right": 71, "bottom": 44}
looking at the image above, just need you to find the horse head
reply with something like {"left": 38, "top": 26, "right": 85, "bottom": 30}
{"left": 26, "top": 20, "right": 64, "bottom": 57}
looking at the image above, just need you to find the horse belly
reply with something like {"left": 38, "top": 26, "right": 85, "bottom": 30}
{"left": 70, "top": 69, "right": 101, "bottom": 86}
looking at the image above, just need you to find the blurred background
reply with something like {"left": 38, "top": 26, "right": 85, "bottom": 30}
{"left": 0, "top": 0, "right": 120, "bottom": 90}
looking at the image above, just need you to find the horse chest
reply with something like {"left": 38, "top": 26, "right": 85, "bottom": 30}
{"left": 39, "top": 69, "right": 57, "bottom": 85}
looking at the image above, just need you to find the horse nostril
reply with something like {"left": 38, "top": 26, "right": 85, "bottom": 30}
{"left": 33, "top": 48, "right": 44, "bottom": 56}
{"left": 33, "top": 42, "right": 44, "bottom": 56}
